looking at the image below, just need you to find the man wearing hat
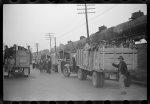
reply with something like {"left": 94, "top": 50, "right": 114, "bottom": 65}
{"left": 112, "top": 56, "right": 128, "bottom": 95}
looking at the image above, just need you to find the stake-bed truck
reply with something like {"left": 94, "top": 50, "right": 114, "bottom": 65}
{"left": 4, "top": 46, "right": 31, "bottom": 78}
{"left": 62, "top": 43, "right": 136, "bottom": 87}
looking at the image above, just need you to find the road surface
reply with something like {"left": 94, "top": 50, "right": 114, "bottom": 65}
{"left": 3, "top": 68, "right": 147, "bottom": 101}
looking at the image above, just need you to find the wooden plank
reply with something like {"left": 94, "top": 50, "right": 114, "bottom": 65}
{"left": 76, "top": 45, "right": 138, "bottom": 72}
{"left": 77, "top": 50, "right": 79, "bottom": 65}
{"left": 103, "top": 45, "right": 104, "bottom": 70}
{"left": 101, "top": 48, "right": 137, "bottom": 53}
{"left": 81, "top": 49, "right": 83, "bottom": 66}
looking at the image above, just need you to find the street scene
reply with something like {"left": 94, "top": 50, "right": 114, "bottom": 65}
{"left": 3, "top": 4, "right": 147, "bottom": 101}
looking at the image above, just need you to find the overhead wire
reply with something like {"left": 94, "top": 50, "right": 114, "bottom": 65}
{"left": 57, "top": 4, "right": 96, "bottom": 39}
{"left": 57, "top": 4, "right": 118, "bottom": 43}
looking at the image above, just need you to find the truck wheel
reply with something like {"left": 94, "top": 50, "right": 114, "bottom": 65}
{"left": 99, "top": 72, "right": 104, "bottom": 88}
{"left": 61, "top": 61, "right": 66, "bottom": 73}
{"left": 24, "top": 68, "right": 30, "bottom": 77}
{"left": 78, "top": 68, "right": 87, "bottom": 80}
{"left": 8, "top": 71, "right": 11, "bottom": 78}
{"left": 5, "top": 71, "right": 11, "bottom": 79}
{"left": 92, "top": 71, "right": 104, "bottom": 88}
{"left": 29, "top": 68, "right": 30, "bottom": 75}
{"left": 63, "top": 66, "right": 70, "bottom": 77}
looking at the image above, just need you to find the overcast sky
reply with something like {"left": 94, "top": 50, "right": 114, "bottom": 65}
{"left": 3, "top": 4, "right": 147, "bottom": 52}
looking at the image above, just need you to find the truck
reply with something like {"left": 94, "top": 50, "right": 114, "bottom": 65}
{"left": 4, "top": 45, "right": 31, "bottom": 78}
{"left": 61, "top": 43, "right": 137, "bottom": 88}
{"left": 59, "top": 50, "right": 77, "bottom": 76}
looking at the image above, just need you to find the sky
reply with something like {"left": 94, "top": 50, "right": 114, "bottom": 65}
{"left": 3, "top": 4, "right": 147, "bottom": 52}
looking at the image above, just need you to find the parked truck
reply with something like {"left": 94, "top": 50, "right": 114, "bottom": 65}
{"left": 4, "top": 45, "right": 31, "bottom": 78}
{"left": 61, "top": 42, "right": 137, "bottom": 88}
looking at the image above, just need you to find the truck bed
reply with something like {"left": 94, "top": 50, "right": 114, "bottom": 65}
{"left": 76, "top": 46, "right": 138, "bottom": 72}
{"left": 15, "top": 50, "right": 30, "bottom": 68}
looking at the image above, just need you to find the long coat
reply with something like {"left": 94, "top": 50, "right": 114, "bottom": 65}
{"left": 112, "top": 60, "right": 128, "bottom": 76}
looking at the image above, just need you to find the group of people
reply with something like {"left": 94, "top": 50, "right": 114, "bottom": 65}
{"left": 34, "top": 58, "right": 59, "bottom": 74}
{"left": 37, "top": 58, "right": 52, "bottom": 74}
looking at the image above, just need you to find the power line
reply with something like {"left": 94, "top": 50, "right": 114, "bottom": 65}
{"left": 88, "top": 4, "right": 118, "bottom": 23}
{"left": 57, "top": 5, "right": 118, "bottom": 41}
{"left": 57, "top": 5, "right": 95, "bottom": 39}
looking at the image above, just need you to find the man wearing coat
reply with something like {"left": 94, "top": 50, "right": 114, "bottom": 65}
{"left": 112, "top": 56, "right": 128, "bottom": 95}
{"left": 47, "top": 58, "right": 51, "bottom": 74}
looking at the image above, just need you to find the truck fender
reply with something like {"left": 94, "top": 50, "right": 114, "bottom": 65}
{"left": 64, "top": 64, "right": 71, "bottom": 73}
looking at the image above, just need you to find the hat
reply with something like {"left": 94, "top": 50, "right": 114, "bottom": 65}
{"left": 118, "top": 56, "right": 124, "bottom": 60}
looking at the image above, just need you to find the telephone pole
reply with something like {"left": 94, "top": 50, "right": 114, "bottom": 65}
{"left": 35, "top": 43, "right": 39, "bottom": 63}
{"left": 77, "top": 4, "right": 95, "bottom": 42}
{"left": 54, "top": 37, "right": 57, "bottom": 54}
{"left": 45, "top": 33, "right": 54, "bottom": 55}
{"left": 36, "top": 43, "right": 39, "bottom": 55}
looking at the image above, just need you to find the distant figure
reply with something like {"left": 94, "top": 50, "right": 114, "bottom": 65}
{"left": 43, "top": 60, "right": 46, "bottom": 72}
{"left": 55, "top": 64, "right": 58, "bottom": 72}
{"left": 58, "top": 60, "right": 61, "bottom": 73}
{"left": 39, "top": 60, "right": 44, "bottom": 73}
{"left": 112, "top": 56, "right": 128, "bottom": 95}
{"left": 47, "top": 58, "right": 52, "bottom": 74}
{"left": 32, "top": 62, "right": 35, "bottom": 69}
{"left": 72, "top": 57, "right": 76, "bottom": 71}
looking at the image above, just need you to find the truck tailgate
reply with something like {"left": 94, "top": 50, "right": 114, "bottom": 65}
{"left": 15, "top": 50, "right": 30, "bottom": 67}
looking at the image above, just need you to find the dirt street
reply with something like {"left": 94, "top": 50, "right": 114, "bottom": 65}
{"left": 3, "top": 68, "right": 147, "bottom": 101}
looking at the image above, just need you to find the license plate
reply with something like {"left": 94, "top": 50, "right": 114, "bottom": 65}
{"left": 110, "top": 75, "right": 117, "bottom": 79}
{"left": 4, "top": 72, "right": 8, "bottom": 76}
{"left": 15, "top": 70, "right": 18, "bottom": 72}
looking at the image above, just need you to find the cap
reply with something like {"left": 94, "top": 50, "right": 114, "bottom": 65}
{"left": 118, "top": 56, "right": 124, "bottom": 60}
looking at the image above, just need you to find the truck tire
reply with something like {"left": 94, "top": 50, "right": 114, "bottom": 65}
{"left": 8, "top": 71, "right": 11, "bottom": 78}
{"left": 5, "top": 71, "right": 11, "bottom": 79}
{"left": 61, "top": 61, "right": 66, "bottom": 73}
{"left": 29, "top": 68, "right": 30, "bottom": 75}
{"left": 99, "top": 72, "right": 104, "bottom": 88}
{"left": 92, "top": 71, "right": 104, "bottom": 88}
{"left": 77, "top": 68, "right": 87, "bottom": 80}
{"left": 24, "top": 68, "right": 30, "bottom": 77}
{"left": 63, "top": 66, "right": 70, "bottom": 77}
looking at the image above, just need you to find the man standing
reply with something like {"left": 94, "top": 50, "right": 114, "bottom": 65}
{"left": 112, "top": 56, "right": 128, "bottom": 95}
{"left": 47, "top": 58, "right": 51, "bottom": 74}
{"left": 7, "top": 56, "right": 15, "bottom": 77}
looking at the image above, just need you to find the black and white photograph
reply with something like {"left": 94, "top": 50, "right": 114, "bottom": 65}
{"left": 3, "top": 4, "right": 147, "bottom": 101}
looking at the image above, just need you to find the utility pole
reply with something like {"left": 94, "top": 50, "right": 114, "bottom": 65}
{"left": 85, "top": 4, "right": 89, "bottom": 39}
{"left": 35, "top": 43, "right": 39, "bottom": 64}
{"left": 45, "top": 33, "right": 54, "bottom": 55}
{"left": 54, "top": 37, "right": 57, "bottom": 55}
{"left": 36, "top": 43, "right": 39, "bottom": 55}
{"left": 77, "top": 4, "right": 95, "bottom": 42}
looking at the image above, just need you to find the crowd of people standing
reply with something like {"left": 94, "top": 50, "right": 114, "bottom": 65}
{"left": 33, "top": 58, "right": 58, "bottom": 74}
